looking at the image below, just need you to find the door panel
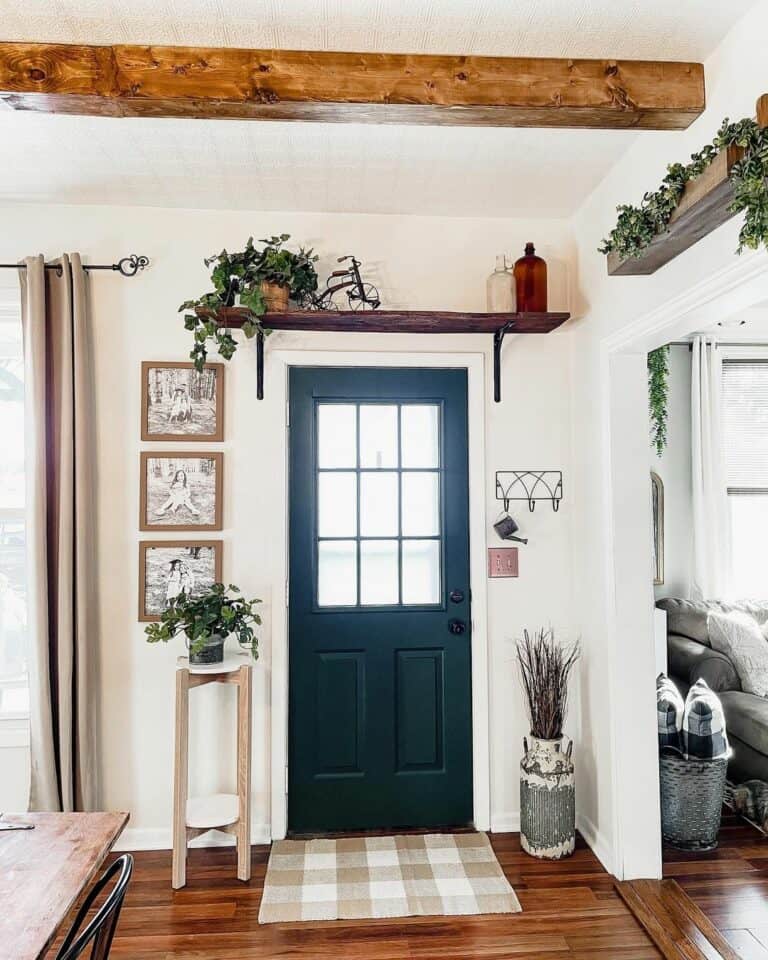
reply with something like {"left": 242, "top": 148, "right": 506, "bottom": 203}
{"left": 314, "top": 651, "right": 365, "bottom": 775}
{"left": 288, "top": 367, "right": 471, "bottom": 833}
{"left": 396, "top": 649, "right": 444, "bottom": 772}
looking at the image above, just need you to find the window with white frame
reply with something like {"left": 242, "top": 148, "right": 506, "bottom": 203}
{"left": 722, "top": 357, "right": 768, "bottom": 598}
{"left": 0, "top": 292, "right": 28, "bottom": 718}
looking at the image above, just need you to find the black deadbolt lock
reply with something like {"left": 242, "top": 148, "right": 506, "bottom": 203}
{"left": 449, "top": 589, "right": 465, "bottom": 604}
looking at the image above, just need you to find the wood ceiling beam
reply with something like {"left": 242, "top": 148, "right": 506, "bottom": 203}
{"left": 0, "top": 42, "right": 704, "bottom": 130}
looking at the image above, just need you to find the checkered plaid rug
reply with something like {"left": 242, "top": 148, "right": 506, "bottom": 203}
{"left": 258, "top": 832, "right": 521, "bottom": 923}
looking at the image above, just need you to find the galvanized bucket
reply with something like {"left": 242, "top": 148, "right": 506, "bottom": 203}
{"left": 660, "top": 752, "right": 727, "bottom": 851}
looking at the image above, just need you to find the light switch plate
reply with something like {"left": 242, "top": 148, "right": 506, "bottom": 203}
{"left": 488, "top": 547, "right": 519, "bottom": 578}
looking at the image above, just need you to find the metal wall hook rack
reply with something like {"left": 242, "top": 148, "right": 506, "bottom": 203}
{"left": 495, "top": 470, "right": 563, "bottom": 513}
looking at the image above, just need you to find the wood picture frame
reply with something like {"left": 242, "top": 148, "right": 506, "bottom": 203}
{"left": 141, "top": 361, "right": 224, "bottom": 442}
{"left": 138, "top": 540, "right": 222, "bottom": 622}
{"left": 651, "top": 471, "right": 664, "bottom": 586}
{"left": 140, "top": 451, "right": 223, "bottom": 532}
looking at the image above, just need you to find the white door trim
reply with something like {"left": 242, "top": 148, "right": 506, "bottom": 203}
{"left": 268, "top": 348, "right": 489, "bottom": 840}
{"left": 601, "top": 249, "right": 768, "bottom": 879}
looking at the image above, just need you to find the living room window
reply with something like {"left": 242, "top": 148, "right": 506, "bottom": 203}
{"left": 722, "top": 356, "right": 768, "bottom": 598}
{"left": 0, "top": 292, "right": 28, "bottom": 720}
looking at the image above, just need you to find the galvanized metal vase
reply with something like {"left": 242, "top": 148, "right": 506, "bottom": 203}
{"left": 520, "top": 735, "right": 576, "bottom": 859}
{"left": 187, "top": 632, "right": 225, "bottom": 666}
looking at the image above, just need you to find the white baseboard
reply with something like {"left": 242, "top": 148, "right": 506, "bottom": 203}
{"left": 115, "top": 814, "right": 613, "bottom": 873}
{"left": 576, "top": 811, "right": 614, "bottom": 876}
{"left": 489, "top": 810, "right": 614, "bottom": 876}
{"left": 113, "top": 823, "right": 271, "bottom": 852}
{"left": 489, "top": 812, "right": 520, "bottom": 833}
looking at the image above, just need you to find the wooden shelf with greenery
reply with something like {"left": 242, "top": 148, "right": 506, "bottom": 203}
{"left": 607, "top": 144, "right": 744, "bottom": 276}
{"left": 606, "top": 93, "right": 768, "bottom": 277}
{"left": 198, "top": 307, "right": 570, "bottom": 402}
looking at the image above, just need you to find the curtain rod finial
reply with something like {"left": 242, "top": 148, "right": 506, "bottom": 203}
{"left": 115, "top": 255, "right": 149, "bottom": 277}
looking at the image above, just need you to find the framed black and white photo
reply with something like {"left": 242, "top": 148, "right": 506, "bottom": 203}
{"left": 140, "top": 451, "right": 223, "bottom": 531}
{"left": 651, "top": 471, "right": 664, "bottom": 586}
{"left": 138, "top": 540, "right": 222, "bottom": 621}
{"left": 141, "top": 361, "right": 224, "bottom": 441}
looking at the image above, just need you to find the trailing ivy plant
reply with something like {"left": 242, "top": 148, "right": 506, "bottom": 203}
{"left": 145, "top": 582, "right": 262, "bottom": 659}
{"left": 648, "top": 346, "right": 670, "bottom": 457}
{"left": 180, "top": 235, "right": 319, "bottom": 371}
{"left": 599, "top": 117, "right": 768, "bottom": 261}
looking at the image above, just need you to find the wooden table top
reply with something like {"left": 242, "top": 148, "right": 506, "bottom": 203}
{"left": 0, "top": 811, "right": 129, "bottom": 960}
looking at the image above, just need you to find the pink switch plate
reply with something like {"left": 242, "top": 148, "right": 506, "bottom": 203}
{"left": 488, "top": 547, "right": 519, "bottom": 578}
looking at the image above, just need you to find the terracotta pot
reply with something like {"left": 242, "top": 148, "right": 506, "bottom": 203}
{"left": 260, "top": 281, "right": 290, "bottom": 312}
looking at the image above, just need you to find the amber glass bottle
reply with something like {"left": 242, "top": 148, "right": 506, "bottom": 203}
{"left": 514, "top": 243, "right": 547, "bottom": 312}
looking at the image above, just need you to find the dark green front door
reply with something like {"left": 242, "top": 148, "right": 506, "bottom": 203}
{"left": 288, "top": 367, "right": 472, "bottom": 833}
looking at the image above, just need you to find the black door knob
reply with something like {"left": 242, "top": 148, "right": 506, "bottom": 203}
{"left": 449, "top": 589, "right": 465, "bottom": 604}
{"left": 448, "top": 619, "right": 467, "bottom": 635}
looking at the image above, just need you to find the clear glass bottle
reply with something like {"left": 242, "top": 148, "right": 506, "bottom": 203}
{"left": 514, "top": 243, "right": 547, "bottom": 312}
{"left": 486, "top": 255, "right": 516, "bottom": 312}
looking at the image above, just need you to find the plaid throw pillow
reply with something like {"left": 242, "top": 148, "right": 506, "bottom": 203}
{"left": 656, "top": 673, "right": 684, "bottom": 755}
{"left": 683, "top": 678, "right": 729, "bottom": 760}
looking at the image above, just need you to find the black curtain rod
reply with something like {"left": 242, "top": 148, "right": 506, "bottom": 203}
{"left": 0, "top": 255, "right": 149, "bottom": 277}
{"left": 668, "top": 340, "right": 768, "bottom": 349}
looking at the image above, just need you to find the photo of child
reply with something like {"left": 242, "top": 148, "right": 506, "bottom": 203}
{"left": 139, "top": 542, "right": 221, "bottom": 621}
{"left": 142, "top": 362, "right": 223, "bottom": 440}
{"left": 140, "top": 453, "right": 222, "bottom": 531}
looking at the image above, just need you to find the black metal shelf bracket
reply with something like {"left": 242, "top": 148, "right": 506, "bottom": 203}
{"left": 256, "top": 329, "right": 265, "bottom": 401}
{"left": 493, "top": 321, "right": 515, "bottom": 403}
{"left": 253, "top": 315, "right": 536, "bottom": 402}
{"left": 495, "top": 470, "right": 563, "bottom": 512}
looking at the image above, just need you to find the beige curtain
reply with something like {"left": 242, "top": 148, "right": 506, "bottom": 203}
{"left": 20, "top": 254, "right": 98, "bottom": 811}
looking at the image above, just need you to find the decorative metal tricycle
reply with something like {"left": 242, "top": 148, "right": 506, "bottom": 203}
{"left": 301, "top": 255, "right": 381, "bottom": 311}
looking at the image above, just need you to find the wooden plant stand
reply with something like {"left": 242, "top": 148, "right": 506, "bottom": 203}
{"left": 172, "top": 658, "right": 252, "bottom": 889}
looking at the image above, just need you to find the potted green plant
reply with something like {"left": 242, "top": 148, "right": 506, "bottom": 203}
{"left": 180, "top": 234, "right": 319, "bottom": 371}
{"left": 144, "top": 582, "right": 261, "bottom": 666}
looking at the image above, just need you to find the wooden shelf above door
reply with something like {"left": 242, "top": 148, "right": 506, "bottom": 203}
{"left": 212, "top": 307, "right": 569, "bottom": 334}
{"left": 201, "top": 308, "right": 570, "bottom": 403}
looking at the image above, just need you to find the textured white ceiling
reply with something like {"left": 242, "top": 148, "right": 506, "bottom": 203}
{"left": 0, "top": 0, "right": 757, "bottom": 217}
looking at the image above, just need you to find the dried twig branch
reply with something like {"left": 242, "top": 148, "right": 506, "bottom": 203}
{"left": 516, "top": 627, "right": 580, "bottom": 740}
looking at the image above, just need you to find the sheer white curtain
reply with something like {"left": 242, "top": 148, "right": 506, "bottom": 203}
{"left": 690, "top": 336, "right": 731, "bottom": 600}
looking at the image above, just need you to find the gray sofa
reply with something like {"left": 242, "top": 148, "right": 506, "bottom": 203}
{"left": 658, "top": 597, "right": 768, "bottom": 784}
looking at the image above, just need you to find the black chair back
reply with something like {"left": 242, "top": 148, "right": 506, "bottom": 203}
{"left": 55, "top": 853, "right": 133, "bottom": 960}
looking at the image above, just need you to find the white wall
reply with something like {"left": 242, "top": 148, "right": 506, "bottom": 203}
{"left": 6, "top": 0, "right": 766, "bottom": 872}
{"left": 570, "top": 0, "right": 768, "bottom": 876}
{"left": 0, "top": 205, "right": 577, "bottom": 848}
{"left": 651, "top": 345, "right": 693, "bottom": 602}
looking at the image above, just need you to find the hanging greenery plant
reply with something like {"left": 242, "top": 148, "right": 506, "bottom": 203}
{"left": 599, "top": 117, "right": 768, "bottom": 261}
{"left": 180, "top": 235, "right": 319, "bottom": 372}
{"left": 648, "top": 346, "right": 670, "bottom": 457}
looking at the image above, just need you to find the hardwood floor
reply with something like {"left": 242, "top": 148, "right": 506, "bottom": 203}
{"left": 617, "top": 879, "right": 741, "bottom": 959}
{"left": 105, "top": 832, "right": 661, "bottom": 959}
{"left": 663, "top": 808, "right": 768, "bottom": 958}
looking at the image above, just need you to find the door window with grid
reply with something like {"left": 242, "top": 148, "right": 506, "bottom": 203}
{"left": 722, "top": 358, "right": 768, "bottom": 597}
{"left": 315, "top": 402, "right": 442, "bottom": 608}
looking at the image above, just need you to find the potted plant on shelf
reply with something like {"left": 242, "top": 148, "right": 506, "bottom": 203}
{"left": 180, "top": 234, "right": 319, "bottom": 371}
{"left": 144, "top": 582, "right": 261, "bottom": 666}
{"left": 517, "top": 627, "right": 580, "bottom": 859}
